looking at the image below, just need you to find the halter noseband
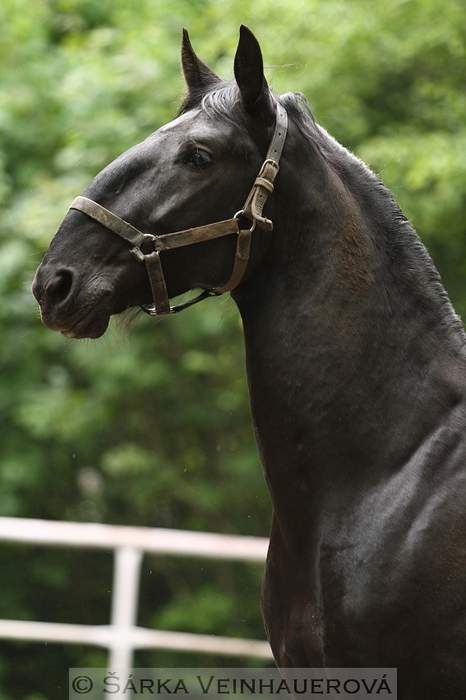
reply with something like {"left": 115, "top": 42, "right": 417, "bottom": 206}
{"left": 69, "top": 102, "right": 288, "bottom": 315}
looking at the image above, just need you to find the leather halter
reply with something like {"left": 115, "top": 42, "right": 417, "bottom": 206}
{"left": 69, "top": 101, "right": 288, "bottom": 315}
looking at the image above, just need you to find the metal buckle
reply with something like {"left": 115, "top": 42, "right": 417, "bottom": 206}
{"left": 261, "top": 158, "right": 279, "bottom": 170}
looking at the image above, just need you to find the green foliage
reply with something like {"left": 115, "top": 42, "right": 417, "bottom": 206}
{"left": 0, "top": 0, "right": 465, "bottom": 697}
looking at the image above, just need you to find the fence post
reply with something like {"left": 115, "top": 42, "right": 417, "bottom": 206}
{"left": 108, "top": 546, "right": 143, "bottom": 697}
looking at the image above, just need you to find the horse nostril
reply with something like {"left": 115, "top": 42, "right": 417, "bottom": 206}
{"left": 46, "top": 268, "right": 74, "bottom": 305}
{"left": 31, "top": 274, "right": 43, "bottom": 303}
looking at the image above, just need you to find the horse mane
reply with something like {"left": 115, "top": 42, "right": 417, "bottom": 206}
{"left": 180, "top": 83, "right": 464, "bottom": 338}
{"left": 278, "top": 93, "right": 464, "bottom": 337}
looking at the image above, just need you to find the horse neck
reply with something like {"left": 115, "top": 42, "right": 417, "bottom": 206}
{"left": 233, "top": 125, "right": 466, "bottom": 520}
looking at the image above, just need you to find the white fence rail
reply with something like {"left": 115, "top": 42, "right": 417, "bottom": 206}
{"left": 0, "top": 517, "right": 272, "bottom": 691}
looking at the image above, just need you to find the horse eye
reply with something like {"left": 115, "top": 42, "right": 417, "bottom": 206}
{"left": 188, "top": 148, "right": 211, "bottom": 169}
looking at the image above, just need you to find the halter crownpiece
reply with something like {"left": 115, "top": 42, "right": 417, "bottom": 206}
{"left": 69, "top": 101, "right": 288, "bottom": 315}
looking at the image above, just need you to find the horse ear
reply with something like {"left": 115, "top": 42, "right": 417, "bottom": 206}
{"left": 234, "top": 25, "right": 273, "bottom": 120}
{"left": 181, "top": 28, "right": 220, "bottom": 92}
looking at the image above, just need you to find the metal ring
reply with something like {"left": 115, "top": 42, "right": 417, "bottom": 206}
{"left": 234, "top": 210, "right": 256, "bottom": 233}
{"left": 142, "top": 233, "right": 157, "bottom": 246}
{"left": 129, "top": 233, "right": 158, "bottom": 263}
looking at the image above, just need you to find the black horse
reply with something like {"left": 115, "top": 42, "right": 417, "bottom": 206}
{"left": 33, "top": 27, "right": 466, "bottom": 698}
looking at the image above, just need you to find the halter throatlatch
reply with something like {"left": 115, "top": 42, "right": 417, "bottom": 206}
{"left": 69, "top": 101, "right": 288, "bottom": 315}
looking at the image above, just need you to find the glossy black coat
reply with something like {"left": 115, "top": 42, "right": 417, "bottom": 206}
{"left": 33, "top": 27, "right": 466, "bottom": 698}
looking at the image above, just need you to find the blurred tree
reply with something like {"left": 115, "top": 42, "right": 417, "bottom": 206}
{"left": 0, "top": 0, "right": 464, "bottom": 697}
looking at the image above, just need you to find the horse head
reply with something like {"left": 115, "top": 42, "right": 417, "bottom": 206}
{"left": 32, "top": 26, "right": 284, "bottom": 338}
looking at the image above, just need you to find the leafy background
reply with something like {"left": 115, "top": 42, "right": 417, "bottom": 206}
{"left": 0, "top": 0, "right": 465, "bottom": 697}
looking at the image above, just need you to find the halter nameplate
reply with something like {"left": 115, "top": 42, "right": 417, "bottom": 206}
{"left": 69, "top": 100, "right": 288, "bottom": 315}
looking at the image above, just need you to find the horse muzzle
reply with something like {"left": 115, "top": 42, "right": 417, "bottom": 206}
{"left": 32, "top": 263, "right": 111, "bottom": 338}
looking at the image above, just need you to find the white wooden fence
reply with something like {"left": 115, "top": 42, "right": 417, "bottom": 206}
{"left": 0, "top": 517, "right": 272, "bottom": 683}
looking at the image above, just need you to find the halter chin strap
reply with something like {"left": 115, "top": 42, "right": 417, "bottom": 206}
{"left": 69, "top": 101, "right": 288, "bottom": 315}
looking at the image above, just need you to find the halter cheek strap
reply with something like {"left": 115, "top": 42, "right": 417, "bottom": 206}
{"left": 69, "top": 101, "right": 288, "bottom": 315}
